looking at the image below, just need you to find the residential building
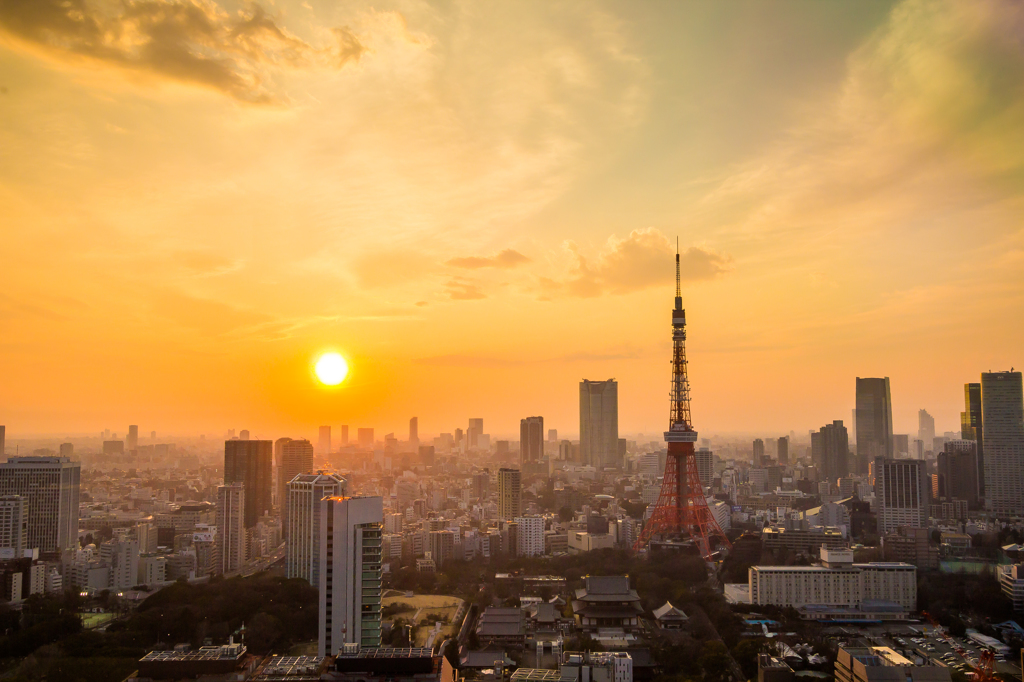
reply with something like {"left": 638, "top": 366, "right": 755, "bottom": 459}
{"left": 580, "top": 380, "right": 619, "bottom": 469}
{"left": 318, "top": 496, "right": 383, "bottom": 656}
{"left": 981, "top": 371, "right": 1024, "bottom": 515}
{"left": 224, "top": 440, "right": 273, "bottom": 528}
{"left": 0, "top": 496, "right": 27, "bottom": 556}
{"left": 998, "top": 564, "right": 1024, "bottom": 613}
{"left": 856, "top": 378, "right": 894, "bottom": 474}
{"left": 874, "top": 457, "right": 927, "bottom": 534}
{"left": 695, "top": 447, "right": 714, "bottom": 489}
{"left": 812, "top": 421, "right": 849, "bottom": 488}
{"left": 497, "top": 468, "right": 521, "bottom": 521}
{"left": 516, "top": 516, "right": 545, "bottom": 557}
{"left": 882, "top": 527, "right": 938, "bottom": 570}
{"left": 0, "top": 456, "right": 80, "bottom": 553}
{"left": 286, "top": 472, "right": 346, "bottom": 585}
{"left": 216, "top": 484, "right": 245, "bottom": 573}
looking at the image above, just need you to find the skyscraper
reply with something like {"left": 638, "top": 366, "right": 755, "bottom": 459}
{"left": 520, "top": 416, "right": 544, "bottom": 468}
{"left": 811, "top": 420, "right": 849, "bottom": 488}
{"left": 981, "top": 371, "right": 1024, "bottom": 515}
{"left": 216, "top": 484, "right": 245, "bottom": 573}
{"left": 777, "top": 436, "right": 789, "bottom": 465}
{"left": 0, "top": 495, "right": 27, "bottom": 556}
{"left": 278, "top": 439, "right": 314, "bottom": 532}
{"left": 917, "top": 410, "right": 935, "bottom": 450}
{"left": 695, "top": 447, "right": 714, "bottom": 489}
{"left": 286, "top": 472, "right": 346, "bottom": 586}
{"left": 59, "top": 443, "right": 73, "bottom": 458}
{"left": 0, "top": 456, "right": 80, "bottom": 553}
{"left": 856, "top": 377, "right": 893, "bottom": 474}
{"left": 0, "top": 426, "right": 4, "bottom": 456}
{"left": 318, "top": 496, "right": 383, "bottom": 656}
{"left": 340, "top": 425, "right": 349, "bottom": 446}
{"left": 579, "top": 379, "right": 619, "bottom": 469}
{"left": 409, "top": 417, "right": 418, "bottom": 448}
{"left": 548, "top": 429, "right": 557, "bottom": 442}
{"left": 224, "top": 440, "right": 273, "bottom": 528}
{"left": 936, "top": 440, "right": 979, "bottom": 509}
{"left": 752, "top": 439, "right": 765, "bottom": 466}
{"left": 127, "top": 425, "right": 139, "bottom": 452}
{"left": 467, "top": 418, "right": 483, "bottom": 450}
{"left": 318, "top": 426, "right": 331, "bottom": 456}
{"left": 962, "top": 382, "right": 984, "bottom": 497}
{"left": 497, "top": 468, "right": 521, "bottom": 521}
{"left": 874, "top": 457, "right": 927, "bottom": 533}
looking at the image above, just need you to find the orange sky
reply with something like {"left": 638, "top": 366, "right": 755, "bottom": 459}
{"left": 1, "top": 0, "right": 1022, "bottom": 439}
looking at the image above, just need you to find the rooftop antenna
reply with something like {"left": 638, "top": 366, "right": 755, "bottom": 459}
{"left": 675, "top": 237, "right": 682, "bottom": 309}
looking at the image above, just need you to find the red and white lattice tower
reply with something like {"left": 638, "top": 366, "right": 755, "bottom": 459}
{"left": 633, "top": 244, "right": 731, "bottom": 559}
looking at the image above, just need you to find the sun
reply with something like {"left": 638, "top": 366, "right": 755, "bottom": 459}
{"left": 314, "top": 352, "right": 349, "bottom": 386}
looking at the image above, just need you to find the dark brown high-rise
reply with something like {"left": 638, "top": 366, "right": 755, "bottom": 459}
{"left": 224, "top": 439, "right": 273, "bottom": 528}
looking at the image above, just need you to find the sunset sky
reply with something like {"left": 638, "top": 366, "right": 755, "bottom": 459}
{"left": 1, "top": 0, "right": 1022, "bottom": 439}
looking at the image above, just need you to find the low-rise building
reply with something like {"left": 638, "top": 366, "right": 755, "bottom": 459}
{"left": 999, "top": 564, "right": 1024, "bottom": 613}
{"left": 835, "top": 646, "right": 949, "bottom": 682}
{"left": 572, "top": 576, "right": 642, "bottom": 632}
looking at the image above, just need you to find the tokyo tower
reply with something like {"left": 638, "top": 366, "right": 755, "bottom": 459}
{"left": 633, "top": 244, "right": 731, "bottom": 559}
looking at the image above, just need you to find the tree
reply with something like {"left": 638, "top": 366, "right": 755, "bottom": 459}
{"left": 698, "top": 641, "right": 731, "bottom": 680}
{"left": 733, "top": 639, "right": 766, "bottom": 679}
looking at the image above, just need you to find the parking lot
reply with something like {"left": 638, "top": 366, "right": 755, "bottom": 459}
{"left": 822, "top": 623, "right": 1022, "bottom": 681}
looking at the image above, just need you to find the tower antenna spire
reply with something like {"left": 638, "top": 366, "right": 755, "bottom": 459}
{"left": 675, "top": 237, "right": 682, "bottom": 309}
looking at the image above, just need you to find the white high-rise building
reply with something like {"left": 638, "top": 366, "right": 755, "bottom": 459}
{"left": 286, "top": 472, "right": 346, "bottom": 586}
{"left": 580, "top": 380, "right": 619, "bottom": 469}
{"left": 695, "top": 447, "right": 714, "bottom": 489}
{"left": 101, "top": 535, "right": 140, "bottom": 590}
{"left": 0, "top": 457, "right": 80, "bottom": 553}
{"left": 515, "top": 516, "right": 545, "bottom": 557}
{"left": 874, "top": 458, "right": 927, "bottom": 534}
{"left": 0, "top": 496, "right": 27, "bottom": 556}
{"left": 216, "top": 484, "right": 245, "bottom": 574}
{"left": 318, "top": 496, "right": 383, "bottom": 656}
{"left": 981, "top": 371, "right": 1024, "bottom": 515}
{"left": 278, "top": 439, "right": 314, "bottom": 529}
{"left": 497, "top": 468, "right": 521, "bottom": 521}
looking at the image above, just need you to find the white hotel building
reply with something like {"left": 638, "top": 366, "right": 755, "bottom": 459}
{"left": 749, "top": 547, "right": 916, "bottom": 619}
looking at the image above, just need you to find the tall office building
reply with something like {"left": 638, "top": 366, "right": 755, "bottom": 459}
{"left": 216, "top": 484, "right": 246, "bottom": 573}
{"left": 893, "top": 434, "right": 909, "bottom": 458}
{"left": 777, "top": 436, "right": 789, "bottom": 465}
{"left": 127, "top": 425, "right": 139, "bottom": 452}
{"left": 497, "top": 468, "right": 522, "bottom": 521}
{"left": 917, "top": 410, "right": 935, "bottom": 449}
{"left": 961, "top": 382, "right": 984, "bottom": 497}
{"left": 695, "top": 447, "right": 714, "bottom": 490}
{"left": 278, "top": 439, "right": 314, "bottom": 532}
{"left": 752, "top": 439, "right": 765, "bottom": 466}
{"left": 318, "top": 496, "right": 383, "bottom": 656}
{"left": 875, "top": 457, "right": 927, "bottom": 533}
{"left": 0, "top": 496, "right": 27, "bottom": 555}
{"left": 318, "top": 426, "right": 331, "bottom": 456}
{"left": 467, "top": 418, "right": 483, "bottom": 450}
{"left": 935, "top": 441, "right": 979, "bottom": 509}
{"left": 981, "top": 371, "right": 1024, "bottom": 515}
{"left": 59, "top": 443, "right": 73, "bottom": 458}
{"left": 579, "top": 379, "right": 619, "bottom": 469}
{"left": 357, "top": 428, "right": 374, "bottom": 449}
{"left": 0, "top": 426, "right": 4, "bottom": 456}
{"left": 520, "top": 417, "right": 544, "bottom": 468}
{"left": 811, "top": 421, "right": 849, "bottom": 488}
{"left": 0, "top": 456, "right": 80, "bottom": 553}
{"left": 286, "top": 473, "right": 346, "bottom": 586}
{"left": 856, "top": 377, "right": 894, "bottom": 474}
{"left": 409, "top": 417, "right": 418, "bottom": 448}
{"left": 224, "top": 440, "right": 273, "bottom": 528}
{"left": 340, "top": 425, "right": 349, "bottom": 446}
{"left": 240, "top": 429, "right": 250, "bottom": 440}
{"left": 548, "top": 429, "right": 557, "bottom": 442}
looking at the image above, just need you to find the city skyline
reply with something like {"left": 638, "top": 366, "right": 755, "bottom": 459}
{"left": 1, "top": 1, "right": 1022, "bottom": 436}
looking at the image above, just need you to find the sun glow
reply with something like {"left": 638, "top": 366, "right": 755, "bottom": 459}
{"left": 314, "top": 352, "right": 349, "bottom": 386}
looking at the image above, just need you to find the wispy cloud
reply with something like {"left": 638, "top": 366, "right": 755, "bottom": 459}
{"left": 444, "top": 278, "right": 486, "bottom": 301}
{"left": 0, "top": 0, "right": 366, "bottom": 103}
{"left": 539, "top": 228, "right": 731, "bottom": 299}
{"left": 446, "top": 249, "right": 530, "bottom": 270}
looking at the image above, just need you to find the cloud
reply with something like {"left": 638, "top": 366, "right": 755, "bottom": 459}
{"left": 444, "top": 278, "right": 486, "bottom": 301}
{"left": 446, "top": 249, "right": 531, "bottom": 270}
{"left": 0, "top": 0, "right": 367, "bottom": 103}
{"left": 540, "top": 228, "right": 731, "bottom": 298}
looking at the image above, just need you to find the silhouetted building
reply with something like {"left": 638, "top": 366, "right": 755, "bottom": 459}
{"left": 409, "top": 417, "right": 418, "bottom": 448}
{"left": 856, "top": 377, "right": 893, "bottom": 474}
{"left": 520, "top": 416, "right": 544, "bottom": 468}
{"left": 224, "top": 440, "right": 273, "bottom": 528}
{"left": 127, "top": 425, "right": 139, "bottom": 452}
{"left": 753, "top": 439, "right": 765, "bottom": 466}
{"left": 497, "top": 468, "right": 521, "bottom": 521}
{"left": 935, "top": 440, "right": 979, "bottom": 509}
{"left": 778, "top": 436, "right": 789, "bottom": 465}
{"left": 318, "top": 426, "right": 331, "bottom": 455}
{"left": 982, "top": 371, "right": 1024, "bottom": 515}
{"left": 812, "top": 421, "right": 849, "bottom": 488}
{"left": 918, "top": 410, "right": 935, "bottom": 451}
{"left": 580, "top": 379, "right": 619, "bottom": 469}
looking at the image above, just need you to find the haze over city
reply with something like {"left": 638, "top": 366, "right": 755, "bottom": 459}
{"left": 2, "top": 0, "right": 1022, "bottom": 438}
